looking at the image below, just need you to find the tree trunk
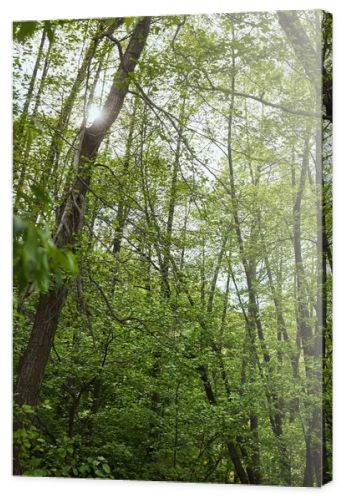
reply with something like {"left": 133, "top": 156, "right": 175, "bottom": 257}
{"left": 291, "top": 133, "right": 323, "bottom": 486}
{"left": 45, "top": 20, "right": 123, "bottom": 191}
{"left": 15, "top": 25, "right": 46, "bottom": 141}
{"left": 14, "top": 25, "right": 47, "bottom": 197}
{"left": 277, "top": 11, "right": 321, "bottom": 93}
{"left": 13, "top": 16, "right": 151, "bottom": 474}
{"left": 15, "top": 31, "right": 55, "bottom": 207}
{"left": 227, "top": 97, "right": 291, "bottom": 483}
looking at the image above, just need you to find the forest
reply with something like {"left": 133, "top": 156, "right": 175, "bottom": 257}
{"left": 13, "top": 11, "right": 332, "bottom": 486}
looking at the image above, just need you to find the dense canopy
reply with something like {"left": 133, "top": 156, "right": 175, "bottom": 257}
{"left": 13, "top": 11, "right": 332, "bottom": 486}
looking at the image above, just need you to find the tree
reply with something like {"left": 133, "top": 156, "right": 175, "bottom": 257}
{"left": 13, "top": 11, "right": 332, "bottom": 485}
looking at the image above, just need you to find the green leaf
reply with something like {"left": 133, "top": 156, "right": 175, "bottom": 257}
{"left": 13, "top": 21, "right": 39, "bottom": 43}
{"left": 30, "top": 183, "right": 50, "bottom": 209}
{"left": 102, "top": 463, "right": 111, "bottom": 474}
{"left": 104, "top": 18, "right": 116, "bottom": 27}
{"left": 124, "top": 17, "right": 134, "bottom": 32}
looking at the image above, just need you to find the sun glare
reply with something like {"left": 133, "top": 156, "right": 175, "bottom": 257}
{"left": 87, "top": 104, "right": 103, "bottom": 124}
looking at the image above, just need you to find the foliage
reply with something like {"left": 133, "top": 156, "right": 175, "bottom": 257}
{"left": 12, "top": 11, "right": 332, "bottom": 486}
{"left": 13, "top": 215, "right": 78, "bottom": 292}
